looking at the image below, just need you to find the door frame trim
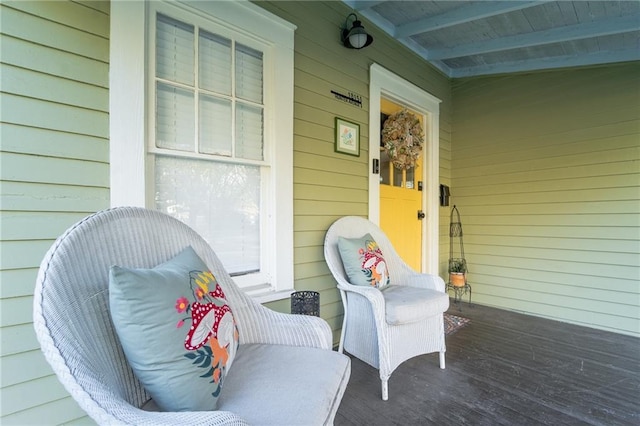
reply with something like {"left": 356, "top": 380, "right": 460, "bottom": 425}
{"left": 368, "top": 63, "right": 441, "bottom": 274}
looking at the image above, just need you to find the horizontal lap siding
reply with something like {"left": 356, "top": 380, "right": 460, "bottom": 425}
{"left": 439, "top": 117, "right": 453, "bottom": 277}
{"left": 257, "top": 1, "right": 451, "bottom": 344}
{"left": 0, "top": 1, "right": 109, "bottom": 424}
{"left": 451, "top": 63, "right": 640, "bottom": 337}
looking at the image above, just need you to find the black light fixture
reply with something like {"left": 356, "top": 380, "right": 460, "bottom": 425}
{"left": 440, "top": 184, "right": 450, "bottom": 207}
{"left": 341, "top": 13, "right": 373, "bottom": 49}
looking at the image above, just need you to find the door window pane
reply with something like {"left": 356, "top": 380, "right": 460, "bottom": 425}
{"left": 380, "top": 150, "right": 390, "bottom": 185}
{"left": 406, "top": 166, "right": 415, "bottom": 189}
{"left": 393, "top": 166, "right": 403, "bottom": 188}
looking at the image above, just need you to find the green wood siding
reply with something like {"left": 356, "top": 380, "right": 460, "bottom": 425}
{"left": 0, "top": 1, "right": 110, "bottom": 424}
{"left": 257, "top": 1, "right": 452, "bottom": 343}
{"left": 451, "top": 63, "right": 640, "bottom": 337}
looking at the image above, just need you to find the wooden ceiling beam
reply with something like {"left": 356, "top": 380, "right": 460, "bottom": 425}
{"left": 429, "top": 15, "right": 640, "bottom": 60}
{"left": 451, "top": 49, "right": 640, "bottom": 78}
{"left": 394, "top": 1, "right": 551, "bottom": 38}
{"left": 346, "top": 1, "right": 386, "bottom": 11}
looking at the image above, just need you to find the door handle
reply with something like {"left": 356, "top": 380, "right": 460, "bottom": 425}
{"left": 417, "top": 210, "right": 425, "bottom": 220}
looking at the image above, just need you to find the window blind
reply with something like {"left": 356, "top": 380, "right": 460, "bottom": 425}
{"left": 199, "top": 94, "right": 232, "bottom": 156}
{"left": 156, "top": 14, "right": 194, "bottom": 85}
{"left": 199, "top": 30, "right": 231, "bottom": 95}
{"left": 156, "top": 82, "right": 195, "bottom": 151}
{"left": 235, "top": 43, "right": 263, "bottom": 103}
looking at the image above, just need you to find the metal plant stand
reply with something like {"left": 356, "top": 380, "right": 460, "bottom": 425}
{"left": 447, "top": 205, "right": 472, "bottom": 308}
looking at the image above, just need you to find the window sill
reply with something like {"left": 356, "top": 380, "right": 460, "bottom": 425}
{"left": 244, "top": 285, "right": 294, "bottom": 304}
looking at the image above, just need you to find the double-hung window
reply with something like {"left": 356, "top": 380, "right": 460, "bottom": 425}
{"left": 110, "top": 1, "right": 295, "bottom": 301}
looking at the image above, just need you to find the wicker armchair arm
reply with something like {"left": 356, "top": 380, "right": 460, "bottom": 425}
{"left": 337, "top": 282, "right": 387, "bottom": 331}
{"left": 235, "top": 302, "right": 333, "bottom": 350}
{"left": 97, "top": 403, "right": 250, "bottom": 426}
{"left": 403, "top": 272, "right": 446, "bottom": 292}
{"left": 196, "top": 249, "right": 334, "bottom": 350}
{"left": 337, "top": 282, "right": 385, "bottom": 306}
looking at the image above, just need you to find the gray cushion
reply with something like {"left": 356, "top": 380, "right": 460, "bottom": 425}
{"left": 382, "top": 285, "right": 449, "bottom": 325}
{"left": 217, "top": 344, "right": 351, "bottom": 425}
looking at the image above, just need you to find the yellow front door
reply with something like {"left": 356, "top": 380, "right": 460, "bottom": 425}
{"left": 379, "top": 100, "right": 423, "bottom": 271}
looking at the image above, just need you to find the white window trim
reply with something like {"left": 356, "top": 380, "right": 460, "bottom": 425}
{"left": 110, "top": 0, "right": 296, "bottom": 303}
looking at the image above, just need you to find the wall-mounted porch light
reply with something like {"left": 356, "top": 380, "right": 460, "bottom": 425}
{"left": 341, "top": 13, "right": 373, "bottom": 49}
{"left": 440, "top": 184, "right": 450, "bottom": 206}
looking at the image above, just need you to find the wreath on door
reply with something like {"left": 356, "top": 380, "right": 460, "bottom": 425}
{"left": 381, "top": 109, "right": 424, "bottom": 170}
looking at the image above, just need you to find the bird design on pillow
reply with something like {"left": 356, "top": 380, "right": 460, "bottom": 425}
{"left": 175, "top": 270, "right": 239, "bottom": 397}
{"left": 359, "top": 239, "right": 390, "bottom": 288}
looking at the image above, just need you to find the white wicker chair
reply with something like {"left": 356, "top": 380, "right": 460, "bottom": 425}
{"left": 324, "top": 216, "right": 449, "bottom": 401}
{"left": 34, "top": 207, "right": 349, "bottom": 425}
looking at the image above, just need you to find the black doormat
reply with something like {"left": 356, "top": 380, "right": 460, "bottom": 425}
{"left": 445, "top": 313, "right": 470, "bottom": 335}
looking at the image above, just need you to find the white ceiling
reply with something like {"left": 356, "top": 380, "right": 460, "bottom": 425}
{"left": 343, "top": 1, "right": 640, "bottom": 78}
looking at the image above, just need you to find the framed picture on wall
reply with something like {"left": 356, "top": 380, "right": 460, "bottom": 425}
{"left": 334, "top": 117, "right": 360, "bottom": 156}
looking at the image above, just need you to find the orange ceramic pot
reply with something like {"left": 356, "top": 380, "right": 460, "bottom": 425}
{"left": 449, "top": 272, "right": 466, "bottom": 287}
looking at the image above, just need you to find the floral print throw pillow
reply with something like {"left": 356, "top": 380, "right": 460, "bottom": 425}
{"left": 109, "top": 246, "right": 239, "bottom": 412}
{"left": 337, "top": 233, "right": 390, "bottom": 289}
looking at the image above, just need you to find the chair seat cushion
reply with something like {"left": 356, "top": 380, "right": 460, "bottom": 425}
{"left": 382, "top": 285, "right": 449, "bottom": 325}
{"left": 216, "top": 343, "right": 351, "bottom": 425}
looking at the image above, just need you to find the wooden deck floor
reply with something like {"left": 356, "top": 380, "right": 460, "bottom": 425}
{"left": 335, "top": 302, "right": 640, "bottom": 426}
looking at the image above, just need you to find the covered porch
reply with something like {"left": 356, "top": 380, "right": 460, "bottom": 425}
{"left": 1, "top": 1, "right": 638, "bottom": 423}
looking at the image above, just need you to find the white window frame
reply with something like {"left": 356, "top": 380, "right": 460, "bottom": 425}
{"left": 110, "top": 0, "right": 296, "bottom": 303}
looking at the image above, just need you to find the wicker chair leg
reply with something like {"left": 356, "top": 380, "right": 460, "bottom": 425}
{"left": 439, "top": 351, "right": 446, "bottom": 369}
{"left": 381, "top": 379, "right": 389, "bottom": 401}
{"left": 338, "top": 290, "right": 348, "bottom": 354}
